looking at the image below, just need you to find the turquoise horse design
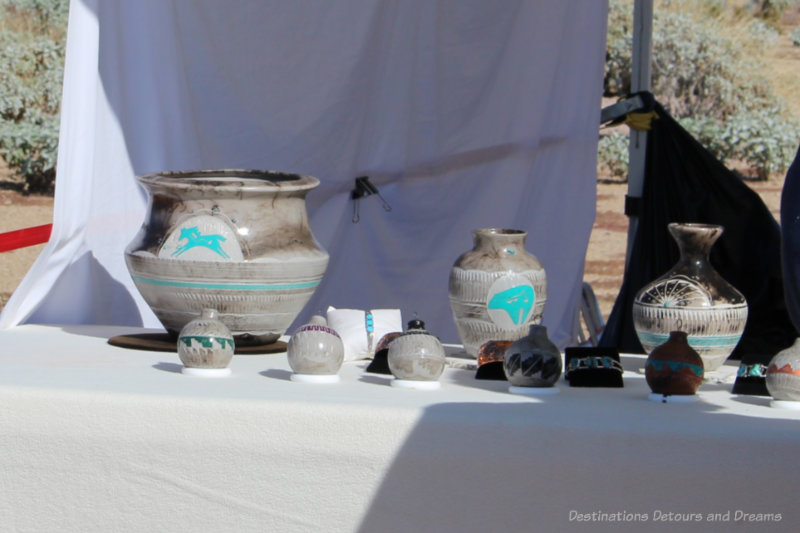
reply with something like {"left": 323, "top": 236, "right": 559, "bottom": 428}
{"left": 488, "top": 285, "right": 535, "bottom": 325}
{"left": 172, "top": 226, "right": 230, "bottom": 258}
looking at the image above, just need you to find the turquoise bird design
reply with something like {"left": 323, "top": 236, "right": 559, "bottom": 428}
{"left": 488, "top": 285, "right": 535, "bottom": 325}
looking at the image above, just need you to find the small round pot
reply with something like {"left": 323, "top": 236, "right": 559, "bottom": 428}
{"left": 388, "top": 323, "right": 447, "bottom": 388}
{"left": 645, "top": 331, "right": 704, "bottom": 397}
{"left": 766, "top": 337, "right": 800, "bottom": 402}
{"left": 178, "top": 308, "right": 235, "bottom": 376}
{"left": 287, "top": 316, "right": 345, "bottom": 382}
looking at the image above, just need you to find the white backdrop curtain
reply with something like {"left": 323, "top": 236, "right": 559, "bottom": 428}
{"left": 0, "top": 0, "right": 609, "bottom": 348}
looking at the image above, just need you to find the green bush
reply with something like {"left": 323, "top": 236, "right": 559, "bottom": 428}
{"left": 0, "top": 0, "right": 67, "bottom": 193}
{"left": 597, "top": 133, "right": 630, "bottom": 180}
{"left": 790, "top": 26, "right": 800, "bottom": 46}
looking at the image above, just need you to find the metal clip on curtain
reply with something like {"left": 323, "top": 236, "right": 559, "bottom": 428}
{"left": 351, "top": 176, "right": 392, "bottom": 223}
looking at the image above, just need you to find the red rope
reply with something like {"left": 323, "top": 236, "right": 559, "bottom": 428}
{"left": 0, "top": 224, "right": 53, "bottom": 253}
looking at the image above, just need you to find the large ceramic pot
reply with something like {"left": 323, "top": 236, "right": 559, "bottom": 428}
{"left": 633, "top": 223, "right": 747, "bottom": 372}
{"left": 125, "top": 169, "right": 329, "bottom": 345}
{"left": 449, "top": 228, "right": 547, "bottom": 357}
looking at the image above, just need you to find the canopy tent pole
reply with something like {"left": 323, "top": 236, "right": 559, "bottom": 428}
{"left": 624, "top": 0, "right": 653, "bottom": 270}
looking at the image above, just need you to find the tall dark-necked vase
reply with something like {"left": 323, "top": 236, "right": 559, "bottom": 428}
{"left": 632, "top": 223, "right": 748, "bottom": 372}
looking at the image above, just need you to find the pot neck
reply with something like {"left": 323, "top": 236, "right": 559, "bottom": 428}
{"left": 668, "top": 223, "right": 722, "bottom": 262}
{"left": 472, "top": 229, "right": 527, "bottom": 254}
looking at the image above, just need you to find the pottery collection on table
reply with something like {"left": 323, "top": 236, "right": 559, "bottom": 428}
{"left": 449, "top": 228, "right": 547, "bottom": 357}
{"left": 125, "top": 170, "right": 329, "bottom": 346}
{"left": 118, "top": 174, "right": 772, "bottom": 405}
{"left": 632, "top": 223, "right": 748, "bottom": 372}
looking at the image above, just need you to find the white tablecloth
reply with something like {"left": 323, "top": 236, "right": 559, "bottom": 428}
{"left": 1, "top": 325, "right": 798, "bottom": 532}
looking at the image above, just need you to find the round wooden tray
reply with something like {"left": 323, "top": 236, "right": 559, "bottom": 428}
{"left": 107, "top": 332, "right": 286, "bottom": 355}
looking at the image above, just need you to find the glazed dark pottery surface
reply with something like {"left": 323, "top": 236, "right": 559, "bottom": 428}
{"left": 502, "top": 324, "right": 562, "bottom": 387}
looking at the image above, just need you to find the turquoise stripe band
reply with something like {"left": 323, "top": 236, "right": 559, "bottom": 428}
{"left": 638, "top": 331, "right": 741, "bottom": 348}
{"left": 132, "top": 275, "right": 320, "bottom": 291}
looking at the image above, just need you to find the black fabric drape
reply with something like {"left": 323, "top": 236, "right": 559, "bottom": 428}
{"left": 599, "top": 92, "right": 797, "bottom": 367}
{"left": 780, "top": 144, "right": 800, "bottom": 330}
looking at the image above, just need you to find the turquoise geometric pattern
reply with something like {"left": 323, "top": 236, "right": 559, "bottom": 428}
{"left": 646, "top": 359, "right": 704, "bottom": 377}
{"left": 179, "top": 335, "right": 235, "bottom": 350}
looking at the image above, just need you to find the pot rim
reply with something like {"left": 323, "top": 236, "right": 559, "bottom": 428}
{"left": 667, "top": 222, "right": 724, "bottom": 231}
{"left": 473, "top": 228, "right": 527, "bottom": 236}
{"left": 136, "top": 169, "right": 319, "bottom": 193}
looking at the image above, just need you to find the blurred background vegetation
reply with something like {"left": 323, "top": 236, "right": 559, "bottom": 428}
{"left": 0, "top": 0, "right": 67, "bottom": 194}
{"left": 0, "top": 0, "right": 798, "bottom": 193}
{"left": 600, "top": 0, "right": 800, "bottom": 181}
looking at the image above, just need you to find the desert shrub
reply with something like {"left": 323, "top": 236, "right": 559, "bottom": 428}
{"left": 720, "top": 109, "right": 800, "bottom": 179}
{"left": 602, "top": 0, "right": 799, "bottom": 180}
{"left": 677, "top": 115, "right": 727, "bottom": 157}
{"left": 791, "top": 27, "right": 800, "bottom": 46}
{"left": 606, "top": 1, "right": 774, "bottom": 119}
{"left": 748, "top": 0, "right": 796, "bottom": 22}
{"left": 0, "top": 0, "right": 67, "bottom": 193}
{"left": 597, "top": 133, "right": 629, "bottom": 180}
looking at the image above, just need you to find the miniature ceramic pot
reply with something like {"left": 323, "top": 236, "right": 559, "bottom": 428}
{"left": 177, "top": 308, "right": 235, "bottom": 376}
{"left": 633, "top": 223, "right": 747, "bottom": 372}
{"left": 766, "top": 337, "right": 800, "bottom": 402}
{"left": 286, "top": 315, "right": 344, "bottom": 383}
{"left": 366, "top": 331, "right": 402, "bottom": 375}
{"left": 502, "top": 324, "right": 562, "bottom": 389}
{"left": 477, "top": 340, "right": 513, "bottom": 368}
{"left": 475, "top": 339, "right": 513, "bottom": 380}
{"left": 125, "top": 170, "right": 329, "bottom": 345}
{"left": 387, "top": 319, "right": 447, "bottom": 389}
{"left": 645, "top": 331, "right": 704, "bottom": 396}
{"left": 449, "top": 228, "right": 547, "bottom": 357}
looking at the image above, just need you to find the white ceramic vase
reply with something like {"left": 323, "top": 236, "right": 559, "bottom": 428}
{"left": 449, "top": 228, "right": 547, "bottom": 357}
{"left": 125, "top": 170, "right": 329, "bottom": 345}
{"left": 632, "top": 223, "right": 747, "bottom": 372}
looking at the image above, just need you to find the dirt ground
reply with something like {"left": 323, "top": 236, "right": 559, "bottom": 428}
{"left": 0, "top": 184, "right": 53, "bottom": 311}
{"left": 0, "top": 171, "right": 786, "bottom": 320}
